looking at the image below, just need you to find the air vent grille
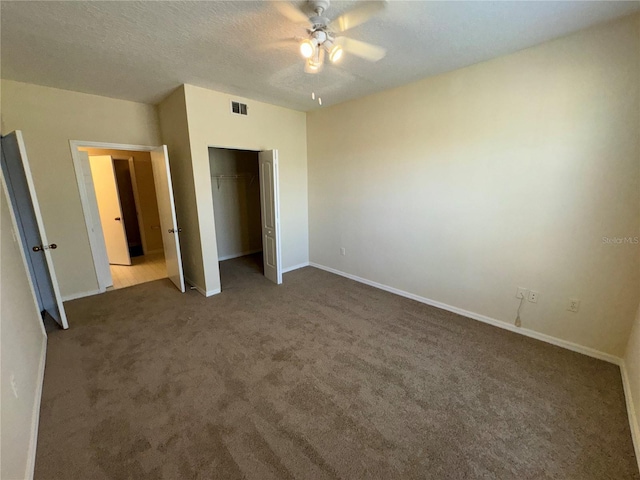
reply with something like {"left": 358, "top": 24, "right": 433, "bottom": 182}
{"left": 231, "top": 101, "right": 248, "bottom": 116}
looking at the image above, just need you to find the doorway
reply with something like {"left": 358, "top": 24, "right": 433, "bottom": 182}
{"left": 209, "top": 147, "right": 282, "bottom": 289}
{"left": 83, "top": 149, "right": 166, "bottom": 290}
{"left": 71, "top": 141, "right": 185, "bottom": 294}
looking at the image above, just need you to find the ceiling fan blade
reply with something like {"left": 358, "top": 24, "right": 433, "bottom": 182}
{"left": 336, "top": 37, "right": 386, "bottom": 62}
{"left": 259, "top": 37, "right": 302, "bottom": 51}
{"left": 331, "top": 1, "right": 386, "bottom": 32}
{"left": 272, "top": 1, "right": 310, "bottom": 24}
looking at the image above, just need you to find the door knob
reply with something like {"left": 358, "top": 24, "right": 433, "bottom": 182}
{"left": 115, "top": 217, "right": 121, "bottom": 221}
{"left": 168, "top": 228, "right": 183, "bottom": 233}
{"left": 32, "top": 245, "right": 42, "bottom": 252}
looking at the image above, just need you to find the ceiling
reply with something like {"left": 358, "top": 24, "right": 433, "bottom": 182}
{"left": 1, "top": 1, "right": 639, "bottom": 111}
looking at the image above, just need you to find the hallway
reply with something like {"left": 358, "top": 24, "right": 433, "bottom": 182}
{"left": 109, "top": 252, "right": 167, "bottom": 290}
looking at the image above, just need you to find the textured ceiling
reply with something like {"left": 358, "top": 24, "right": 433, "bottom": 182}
{"left": 1, "top": 1, "right": 639, "bottom": 111}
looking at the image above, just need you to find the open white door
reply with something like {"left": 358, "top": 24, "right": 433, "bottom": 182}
{"left": 1, "top": 131, "right": 69, "bottom": 329}
{"left": 150, "top": 146, "right": 185, "bottom": 292}
{"left": 76, "top": 150, "right": 113, "bottom": 289}
{"left": 258, "top": 150, "right": 282, "bottom": 284}
{"left": 89, "top": 155, "right": 131, "bottom": 266}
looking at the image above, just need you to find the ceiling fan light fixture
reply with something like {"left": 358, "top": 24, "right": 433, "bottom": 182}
{"left": 328, "top": 44, "right": 343, "bottom": 63}
{"left": 300, "top": 39, "right": 315, "bottom": 59}
{"left": 305, "top": 52, "right": 324, "bottom": 73}
{"left": 305, "top": 58, "right": 321, "bottom": 73}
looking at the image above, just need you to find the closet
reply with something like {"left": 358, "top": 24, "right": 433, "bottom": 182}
{"left": 209, "top": 147, "right": 262, "bottom": 262}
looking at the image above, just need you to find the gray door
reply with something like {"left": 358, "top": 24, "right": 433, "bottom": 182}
{"left": 1, "top": 131, "right": 68, "bottom": 328}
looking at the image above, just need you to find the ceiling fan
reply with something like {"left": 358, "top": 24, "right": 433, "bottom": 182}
{"left": 274, "top": 0, "right": 387, "bottom": 74}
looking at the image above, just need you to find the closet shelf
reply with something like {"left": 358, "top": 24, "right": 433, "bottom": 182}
{"left": 211, "top": 174, "right": 257, "bottom": 189}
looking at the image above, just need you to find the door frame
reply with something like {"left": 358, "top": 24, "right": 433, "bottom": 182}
{"left": 70, "top": 140, "right": 166, "bottom": 292}
{"left": 207, "top": 144, "right": 282, "bottom": 288}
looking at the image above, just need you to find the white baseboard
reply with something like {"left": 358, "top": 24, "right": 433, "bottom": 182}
{"left": 620, "top": 359, "right": 640, "bottom": 472}
{"left": 185, "top": 277, "right": 220, "bottom": 297}
{"left": 218, "top": 249, "right": 262, "bottom": 262}
{"left": 26, "top": 337, "right": 47, "bottom": 479}
{"left": 308, "top": 262, "right": 621, "bottom": 365}
{"left": 62, "top": 288, "right": 102, "bottom": 302}
{"left": 283, "top": 262, "right": 309, "bottom": 273}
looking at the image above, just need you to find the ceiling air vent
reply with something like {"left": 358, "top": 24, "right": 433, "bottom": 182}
{"left": 230, "top": 100, "right": 248, "bottom": 116}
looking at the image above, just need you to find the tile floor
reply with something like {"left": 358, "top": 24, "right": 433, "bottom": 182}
{"left": 109, "top": 252, "right": 167, "bottom": 290}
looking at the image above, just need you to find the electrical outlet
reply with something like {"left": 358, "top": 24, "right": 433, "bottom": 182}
{"left": 340, "top": 248, "right": 346, "bottom": 256}
{"left": 516, "top": 287, "right": 528, "bottom": 299}
{"left": 568, "top": 298, "right": 580, "bottom": 313}
{"left": 528, "top": 290, "right": 539, "bottom": 303}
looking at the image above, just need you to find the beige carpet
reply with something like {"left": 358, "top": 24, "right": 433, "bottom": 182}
{"left": 36, "top": 255, "right": 639, "bottom": 479}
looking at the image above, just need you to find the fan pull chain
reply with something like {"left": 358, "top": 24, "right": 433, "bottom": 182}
{"left": 311, "top": 74, "right": 322, "bottom": 106}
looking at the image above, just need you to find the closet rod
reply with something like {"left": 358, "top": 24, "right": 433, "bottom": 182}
{"left": 211, "top": 174, "right": 255, "bottom": 178}
{"left": 211, "top": 173, "right": 256, "bottom": 189}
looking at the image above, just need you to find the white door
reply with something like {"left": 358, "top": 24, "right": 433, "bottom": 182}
{"left": 89, "top": 155, "right": 131, "bottom": 266}
{"left": 1, "top": 131, "right": 69, "bottom": 329}
{"left": 150, "top": 146, "right": 185, "bottom": 292}
{"left": 77, "top": 150, "right": 113, "bottom": 289}
{"left": 258, "top": 150, "right": 282, "bottom": 284}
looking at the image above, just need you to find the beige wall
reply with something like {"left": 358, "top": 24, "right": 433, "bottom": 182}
{"left": 168, "top": 84, "right": 309, "bottom": 294}
{"left": 625, "top": 303, "right": 640, "bottom": 463}
{"left": 307, "top": 15, "right": 640, "bottom": 356}
{"left": 1, "top": 80, "right": 161, "bottom": 298}
{"left": 209, "top": 148, "right": 262, "bottom": 260}
{"left": 157, "top": 86, "right": 205, "bottom": 290}
{"left": 81, "top": 148, "right": 163, "bottom": 253}
{"left": 1, "top": 182, "right": 47, "bottom": 480}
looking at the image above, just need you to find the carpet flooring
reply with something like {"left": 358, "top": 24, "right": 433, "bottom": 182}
{"left": 35, "top": 255, "right": 639, "bottom": 479}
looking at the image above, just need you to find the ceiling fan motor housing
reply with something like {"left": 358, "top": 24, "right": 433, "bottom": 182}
{"left": 312, "top": 30, "right": 328, "bottom": 44}
{"left": 310, "top": 16, "right": 331, "bottom": 29}
{"left": 309, "top": 0, "right": 331, "bottom": 16}
{"left": 309, "top": 0, "right": 331, "bottom": 29}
